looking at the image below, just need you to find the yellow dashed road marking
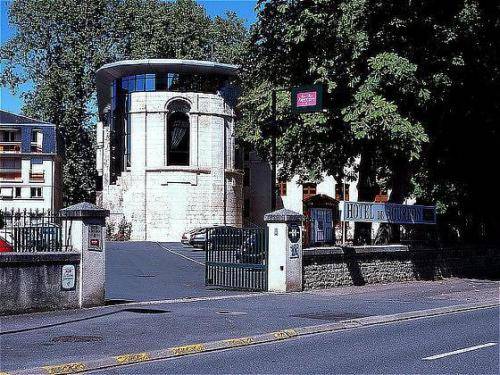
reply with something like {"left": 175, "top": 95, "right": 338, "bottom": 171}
{"left": 272, "top": 329, "right": 298, "bottom": 340}
{"left": 223, "top": 337, "right": 254, "bottom": 347}
{"left": 42, "top": 362, "right": 87, "bottom": 375}
{"left": 170, "top": 344, "right": 205, "bottom": 356}
{"left": 115, "top": 352, "right": 152, "bottom": 365}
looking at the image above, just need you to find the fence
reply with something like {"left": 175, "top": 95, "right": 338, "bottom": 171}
{"left": 0, "top": 208, "right": 71, "bottom": 252}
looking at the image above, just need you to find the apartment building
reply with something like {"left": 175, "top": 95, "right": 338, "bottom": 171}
{"left": 0, "top": 110, "right": 61, "bottom": 212}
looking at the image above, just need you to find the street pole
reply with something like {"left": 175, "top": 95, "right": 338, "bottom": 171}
{"left": 342, "top": 181, "right": 346, "bottom": 244}
{"left": 271, "top": 90, "right": 277, "bottom": 211}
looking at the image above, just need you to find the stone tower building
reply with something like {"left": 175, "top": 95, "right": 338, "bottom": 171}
{"left": 95, "top": 59, "right": 243, "bottom": 241}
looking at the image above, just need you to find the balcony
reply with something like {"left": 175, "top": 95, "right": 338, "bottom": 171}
{"left": 0, "top": 142, "right": 22, "bottom": 153}
{"left": 29, "top": 171, "right": 45, "bottom": 183}
{"left": 0, "top": 169, "right": 22, "bottom": 182}
{"left": 31, "top": 142, "right": 43, "bottom": 153}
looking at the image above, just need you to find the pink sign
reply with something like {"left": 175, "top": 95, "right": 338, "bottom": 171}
{"left": 296, "top": 91, "right": 317, "bottom": 107}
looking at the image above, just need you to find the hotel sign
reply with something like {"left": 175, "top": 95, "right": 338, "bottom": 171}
{"left": 291, "top": 84, "right": 325, "bottom": 113}
{"left": 340, "top": 201, "right": 436, "bottom": 225}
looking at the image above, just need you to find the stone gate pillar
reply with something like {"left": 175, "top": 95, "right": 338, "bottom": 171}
{"left": 60, "top": 202, "right": 109, "bottom": 307}
{"left": 264, "top": 208, "right": 304, "bottom": 292}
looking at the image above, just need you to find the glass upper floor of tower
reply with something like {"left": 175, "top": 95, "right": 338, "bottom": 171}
{"left": 96, "top": 59, "right": 239, "bottom": 119}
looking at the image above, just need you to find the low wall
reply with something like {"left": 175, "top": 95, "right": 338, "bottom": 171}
{"left": 0, "top": 252, "right": 80, "bottom": 315}
{"left": 303, "top": 245, "right": 500, "bottom": 290}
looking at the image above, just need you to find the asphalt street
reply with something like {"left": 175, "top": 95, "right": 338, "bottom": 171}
{"left": 1, "top": 241, "right": 499, "bottom": 373}
{"left": 1, "top": 277, "right": 498, "bottom": 372}
{"left": 106, "top": 241, "right": 241, "bottom": 302}
{"left": 94, "top": 307, "right": 500, "bottom": 374}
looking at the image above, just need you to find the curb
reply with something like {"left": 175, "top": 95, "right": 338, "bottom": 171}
{"left": 4, "top": 301, "right": 498, "bottom": 375}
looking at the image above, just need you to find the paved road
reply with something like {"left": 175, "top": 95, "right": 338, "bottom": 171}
{"left": 1, "top": 279, "right": 497, "bottom": 372}
{"left": 96, "top": 307, "right": 499, "bottom": 374}
{"left": 106, "top": 241, "right": 240, "bottom": 302}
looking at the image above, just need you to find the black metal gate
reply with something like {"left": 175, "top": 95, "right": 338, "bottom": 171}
{"left": 205, "top": 227, "right": 268, "bottom": 291}
{"left": 0, "top": 209, "right": 68, "bottom": 252}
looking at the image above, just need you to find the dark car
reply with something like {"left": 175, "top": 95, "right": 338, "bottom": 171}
{"left": 190, "top": 225, "right": 237, "bottom": 249}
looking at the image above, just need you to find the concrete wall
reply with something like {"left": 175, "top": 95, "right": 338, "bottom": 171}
{"left": 303, "top": 245, "right": 500, "bottom": 290}
{"left": 0, "top": 252, "right": 80, "bottom": 315}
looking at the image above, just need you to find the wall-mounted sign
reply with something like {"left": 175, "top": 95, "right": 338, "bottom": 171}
{"left": 288, "top": 224, "right": 301, "bottom": 259}
{"left": 88, "top": 225, "right": 103, "bottom": 251}
{"left": 288, "top": 224, "right": 301, "bottom": 244}
{"left": 340, "top": 201, "right": 436, "bottom": 225}
{"left": 61, "top": 264, "right": 76, "bottom": 291}
{"left": 291, "top": 84, "right": 325, "bottom": 113}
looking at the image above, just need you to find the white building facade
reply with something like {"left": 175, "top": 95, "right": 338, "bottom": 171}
{"left": 95, "top": 59, "right": 243, "bottom": 242}
{"left": 0, "top": 111, "right": 61, "bottom": 212}
{"left": 243, "top": 151, "right": 395, "bottom": 246}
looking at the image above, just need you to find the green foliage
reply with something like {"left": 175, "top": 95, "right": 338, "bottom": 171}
{"left": 239, "top": 0, "right": 500, "bottom": 242}
{"left": 106, "top": 218, "right": 132, "bottom": 241}
{"left": 1, "top": 0, "right": 248, "bottom": 206}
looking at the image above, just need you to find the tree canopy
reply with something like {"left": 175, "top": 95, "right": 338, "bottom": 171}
{"left": 1, "top": 0, "right": 248, "bottom": 206}
{"left": 238, "top": 0, "right": 500, "bottom": 243}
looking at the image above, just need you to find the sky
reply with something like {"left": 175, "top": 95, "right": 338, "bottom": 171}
{"left": 0, "top": 0, "right": 258, "bottom": 114}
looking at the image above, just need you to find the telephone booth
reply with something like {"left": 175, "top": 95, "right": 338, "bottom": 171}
{"left": 303, "top": 194, "right": 339, "bottom": 247}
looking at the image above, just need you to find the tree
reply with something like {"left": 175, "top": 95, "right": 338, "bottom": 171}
{"left": 238, "top": 0, "right": 499, "bottom": 243}
{"left": 1, "top": 0, "right": 118, "bottom": 205}
{"left": 1, "top": 0, "right": 248, "bottom": 206}
{"left": 239, "top": 0, "right": 429, "bottom": 243}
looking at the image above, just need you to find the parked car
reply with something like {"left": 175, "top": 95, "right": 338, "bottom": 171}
{"left": 190, "top": 225, "right": 236, "bottom": 249}
{"left": 181, "top": 227, "right": 203, "bottom": 245}
{"left": 0, "top": 236, "right": 13, "bottom": 252}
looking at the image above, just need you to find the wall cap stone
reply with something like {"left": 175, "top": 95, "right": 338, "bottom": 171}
{"left": 264, "top": 208, "right": 303, "bottom": 223}
{"left": 59, "top": 202, "right": 110, "bottom": 219}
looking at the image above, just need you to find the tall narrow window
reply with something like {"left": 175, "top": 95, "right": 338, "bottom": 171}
{"left": 31, "top": 129, "right": 43, "bottom": 152}
{"left": 278, "top": 180, "right": 287, "bottom": 196}
{"left": 335, "top": 183, "right": 350, "bottom": 201}
{"left": 167, "top": 112, "right": 190, "bottom": 166}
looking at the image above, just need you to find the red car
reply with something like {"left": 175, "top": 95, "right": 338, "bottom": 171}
{"left": 0, "top": 236, "right": 13, "bottom": 252}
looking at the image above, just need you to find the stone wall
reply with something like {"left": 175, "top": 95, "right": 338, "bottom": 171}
{"left": 0, "top": 252, "right": 80, "bottom": 315}
{"left": 303, "top": 245, "right": 500, "bottom": 290}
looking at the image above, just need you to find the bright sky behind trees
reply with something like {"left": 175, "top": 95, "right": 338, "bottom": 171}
{"left": 0, "top": 0, "right": 257, "bottom": 113}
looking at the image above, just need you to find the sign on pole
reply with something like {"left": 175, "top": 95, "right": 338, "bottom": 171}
{"left": 291, "top": 84, "right": 325, "bottom": 113}
{"left": 339, "top": 201, "right": 436, "bottom": 225}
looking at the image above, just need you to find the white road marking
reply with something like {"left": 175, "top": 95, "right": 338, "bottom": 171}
{"left": 155, "top": 242, "right": 205, "bottom": 266}
{"left": 423, "top": 343, "right": 497, "bottom": 360}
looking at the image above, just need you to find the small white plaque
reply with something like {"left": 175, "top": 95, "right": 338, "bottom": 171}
{"left": 61, "top": 264, "right": 76, "bottom": 291}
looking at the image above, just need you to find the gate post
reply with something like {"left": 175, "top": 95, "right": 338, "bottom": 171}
{"left": 264, "top": 208, "right": 304, "bottom": 292}
{"left": 60, "top": 202, "right": 109, "bottom": 307}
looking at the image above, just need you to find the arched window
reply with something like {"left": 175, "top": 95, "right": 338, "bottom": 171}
{"left": 167, "top": 111, "right": 190, "bottom": 166}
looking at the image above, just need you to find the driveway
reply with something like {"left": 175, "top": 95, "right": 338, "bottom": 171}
{"left": 105, "top": 241, "right": 241, "bottom": 302}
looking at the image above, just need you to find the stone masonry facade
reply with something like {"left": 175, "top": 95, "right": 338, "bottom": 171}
{"left": 97, "top": 91, "right": 243, "bottom": 242}
{"left": 303, "top": 246, "right": 500, "bottom": 289}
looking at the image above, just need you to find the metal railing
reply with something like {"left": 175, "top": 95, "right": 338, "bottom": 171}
{"left": 0, "top": 170, "right": 22, "bottom": 182}
{"left": 29, "top": 171, "right": 45, "bottom": 182}
{"left": 0, "top": 142, "right": 22, "bottom": 153}
{"left": 0, "top": 208, "right": 72, "bottom": 252}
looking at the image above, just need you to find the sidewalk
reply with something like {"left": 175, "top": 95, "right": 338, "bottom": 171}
{"left": 1, "top": 278, "right": 498, "bottom": 372}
